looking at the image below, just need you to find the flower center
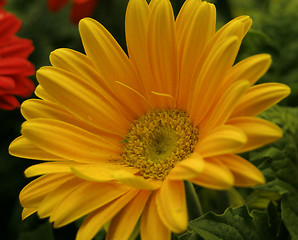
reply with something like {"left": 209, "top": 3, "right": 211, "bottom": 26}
{"left": 122, "top": 109, "right": 199, "bottom": 180}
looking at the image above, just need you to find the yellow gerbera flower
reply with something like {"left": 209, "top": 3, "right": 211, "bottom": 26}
{"left": 9, "top": 0, "right": 290, "bottom": 239}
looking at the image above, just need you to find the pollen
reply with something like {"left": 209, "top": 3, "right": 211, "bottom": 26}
{"left": 122, "top": 109, "right": 199, "bottom": 180}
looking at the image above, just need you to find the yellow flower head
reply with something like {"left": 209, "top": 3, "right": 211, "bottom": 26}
{"left": 9, "top": 0, "right": 290, "bottom": 239}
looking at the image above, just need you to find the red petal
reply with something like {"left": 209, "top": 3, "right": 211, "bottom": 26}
{"left": 0, "top": 1, "right": 6, "bottom": 8}
{"left": 0, "top": 10, "right": 21, "bottom": 39}
{"left": 48, "top": 0, "right": 69, "bottom": 11}
{"left": 0, "top": 36, "right": 34, "bottom": 58}
{"left": 71, "top": 0, "right": 97, "bottom": 24}
{"left": 0, "top": 57, "right": 34, "bottom": 75}
{"left": 10, "top": 75, "right": 35, "bottom": 97}
{"left": 0, "top": 76, "right": 15, "bottom": 90}
{"left": 23, "top": 62, "right": 35, "bottom": 76}
{"left": 0, "top": 94, "right": 20, "bottom": 110}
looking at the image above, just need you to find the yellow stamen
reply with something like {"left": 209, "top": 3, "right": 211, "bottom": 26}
{"left": 122, "top": 109, "right": 199, "bottom": 180}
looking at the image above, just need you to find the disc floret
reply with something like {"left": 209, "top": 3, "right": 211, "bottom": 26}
{"left": 122, "top": 109, "right": 199, "bottom": 180}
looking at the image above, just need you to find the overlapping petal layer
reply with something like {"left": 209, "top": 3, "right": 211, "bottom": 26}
{"left": 147, "top": 0, "right": 178, "bottom": 105}
{"left": 20, "top": 174, "right": 74, "bottom": 208}
{"left": 76, "top": 189, "right": 144, "bottom": 240}
{"left": 141, "top": 192, "right": 171, "bottom": 240}
{"left": 217, "top": 154, "right": 265, "bottom": 186}
{"left": 50, "top": 182, "right": 131, "bottom": 227}
{"left": 167, "top": 153, "right": 204, "bottom": 180}
{"left": 190, "top": 158, "right": 234, "bottom": 189}
{"left": 156, "top": 180, "right": 188, "bottom": 233}
{"left": 21, "top": 119, "right": 122, "bottom": 162}
{"left": 106, "top": 190, "right": 151, "bottom": 240}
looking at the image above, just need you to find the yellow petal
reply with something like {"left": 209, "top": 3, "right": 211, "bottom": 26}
{"left": 37, "top": 67, "right": 130, "bottom": 136}
{"left": 125, "top": 0, "right": 152, "bottom": 95}
{"left": 218, "top": 154, "right": 265, "bottom": 186}
{"left": 156, "top": 180, "right": 188, "bottom": 233}
{"left": 190, "top": 36, "right": 240, "bottom": 125}
{"left": 21, "top": 99, "right": 68, "bottom": 121}
{"left": 25, "top": 162, "right": 75, "bottom": 177}
{"left": 196, "top": 125, "right": 247, "bottom": 157}
{"left": 177, "top": 1, "right": 211, "bottom": 59}
{"left": 21, "top": 119, "right": 121, "bottom": 163}
{"left": 50, "top": 182, "right": 131, "bottom": 227}
{"left": 231, "top": 83, "right": 291, "bottom": 117}
{"left": 190, "top": 158, "right": 234, "bottom": 189}
{"left": 177, "top": 2, "right": 216, "bottom": 108}
{"left": 50, "top": 48, "right": 137, "bottom": 122}
{"left": 199, "top": 18, "right": 244, "bottom": 61}
{"left": 20, "top": 173, "right": 73, "bottom": 208}
{"left": 236, "top": 16, "right": 252, "bottom": 36}
{"left": 71, "top": 162, "right": 138, "bottom": 182}
{"left": 112, "top": 170, "right": 162, "bottom": 190}
{"left": 187, "top": 17, "right": 249, "bottom": 108}
{"left": 9, "top": 136, "right": 64, "bottom": 161}
{"left": 147, "top": 0, "right": 178, "bottom": 106}
{"left": 79, "top": 18, "right": 147, "bottom": 117}
{"left": 167, "top": 152, "right": 205, "bottom": 180}
{"left": 227, "top": 117, "right": 283, "bottom": 153}
{"left": 106, "top": 190, "right": 151, "bottom": 240}
{"left": 212, "top": 54, "right": 271, "bottom": 106}
{"left": 34, "top": 85, "right": 57, "bottom": 103}
{"left": 38, "top": 177, "right": 85, "bottom": 218}
{"left": 200, "top": 80, "right": 250, "bottom": 132}
{"left": 148, "top": 0, "right": 158, "bottom": 9}
{"left": 21, "top": 99, "right": 120, "bottom": 144}
{"left": 50, "top": 48, "right": 107, "bottom": 91}
{"left": 224, "top": 54, "right": 272, "bottom": 87}
{"left": 140, "top": 192, "right": 171, "bottom": 240}
{"left": 76, "top": 189, "right": 141, "bottom": 240}
{"left": 22, "top": 208, "right": 37, "bottom": 220}
{"left": 176, "top": 0, "right": 202, "bottom": 41}
{"left": 215, "top": 16, "right": 251, "bottom": 41}
{"left": 79, "top": 18, "right": 141, "bottom": 91}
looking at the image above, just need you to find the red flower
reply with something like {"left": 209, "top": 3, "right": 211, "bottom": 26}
{"left": 0, "top": 5, "right": 35, "bottom": 110}
{"left": 48, "top": 0, "right": 98, "bottom": 24}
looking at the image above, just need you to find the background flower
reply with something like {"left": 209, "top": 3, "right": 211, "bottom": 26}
{"left": 48, "top": 0, "right": 99, "bottom": 24}
{"left": 0, "top": 3, "right": 35, "bottom": 110}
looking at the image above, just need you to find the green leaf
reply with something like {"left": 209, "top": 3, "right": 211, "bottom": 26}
{"left": 176, "top": 230, "right": 201, "bottom": 240}
{"left": 281, "top": 192, "right": 298, "bottom": 240}
{"left": 186, "top": 206, "right": 276, "bottom": 240}
{"left": 249, "top": 106, "right": 298, "bottom": 240}
{"left": 18, "top": 222, "right": 54, "bottom": 240}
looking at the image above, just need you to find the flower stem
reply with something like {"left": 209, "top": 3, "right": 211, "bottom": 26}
{"left": 184, "top": 181, "right": 203, "bottom": 220}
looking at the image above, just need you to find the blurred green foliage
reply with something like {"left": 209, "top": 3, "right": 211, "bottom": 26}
{"left": 1, "top": 0, "right": 297, "bottom": 239}
{"left": 234, "top": 0, "right": 298, "bottom": 107}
